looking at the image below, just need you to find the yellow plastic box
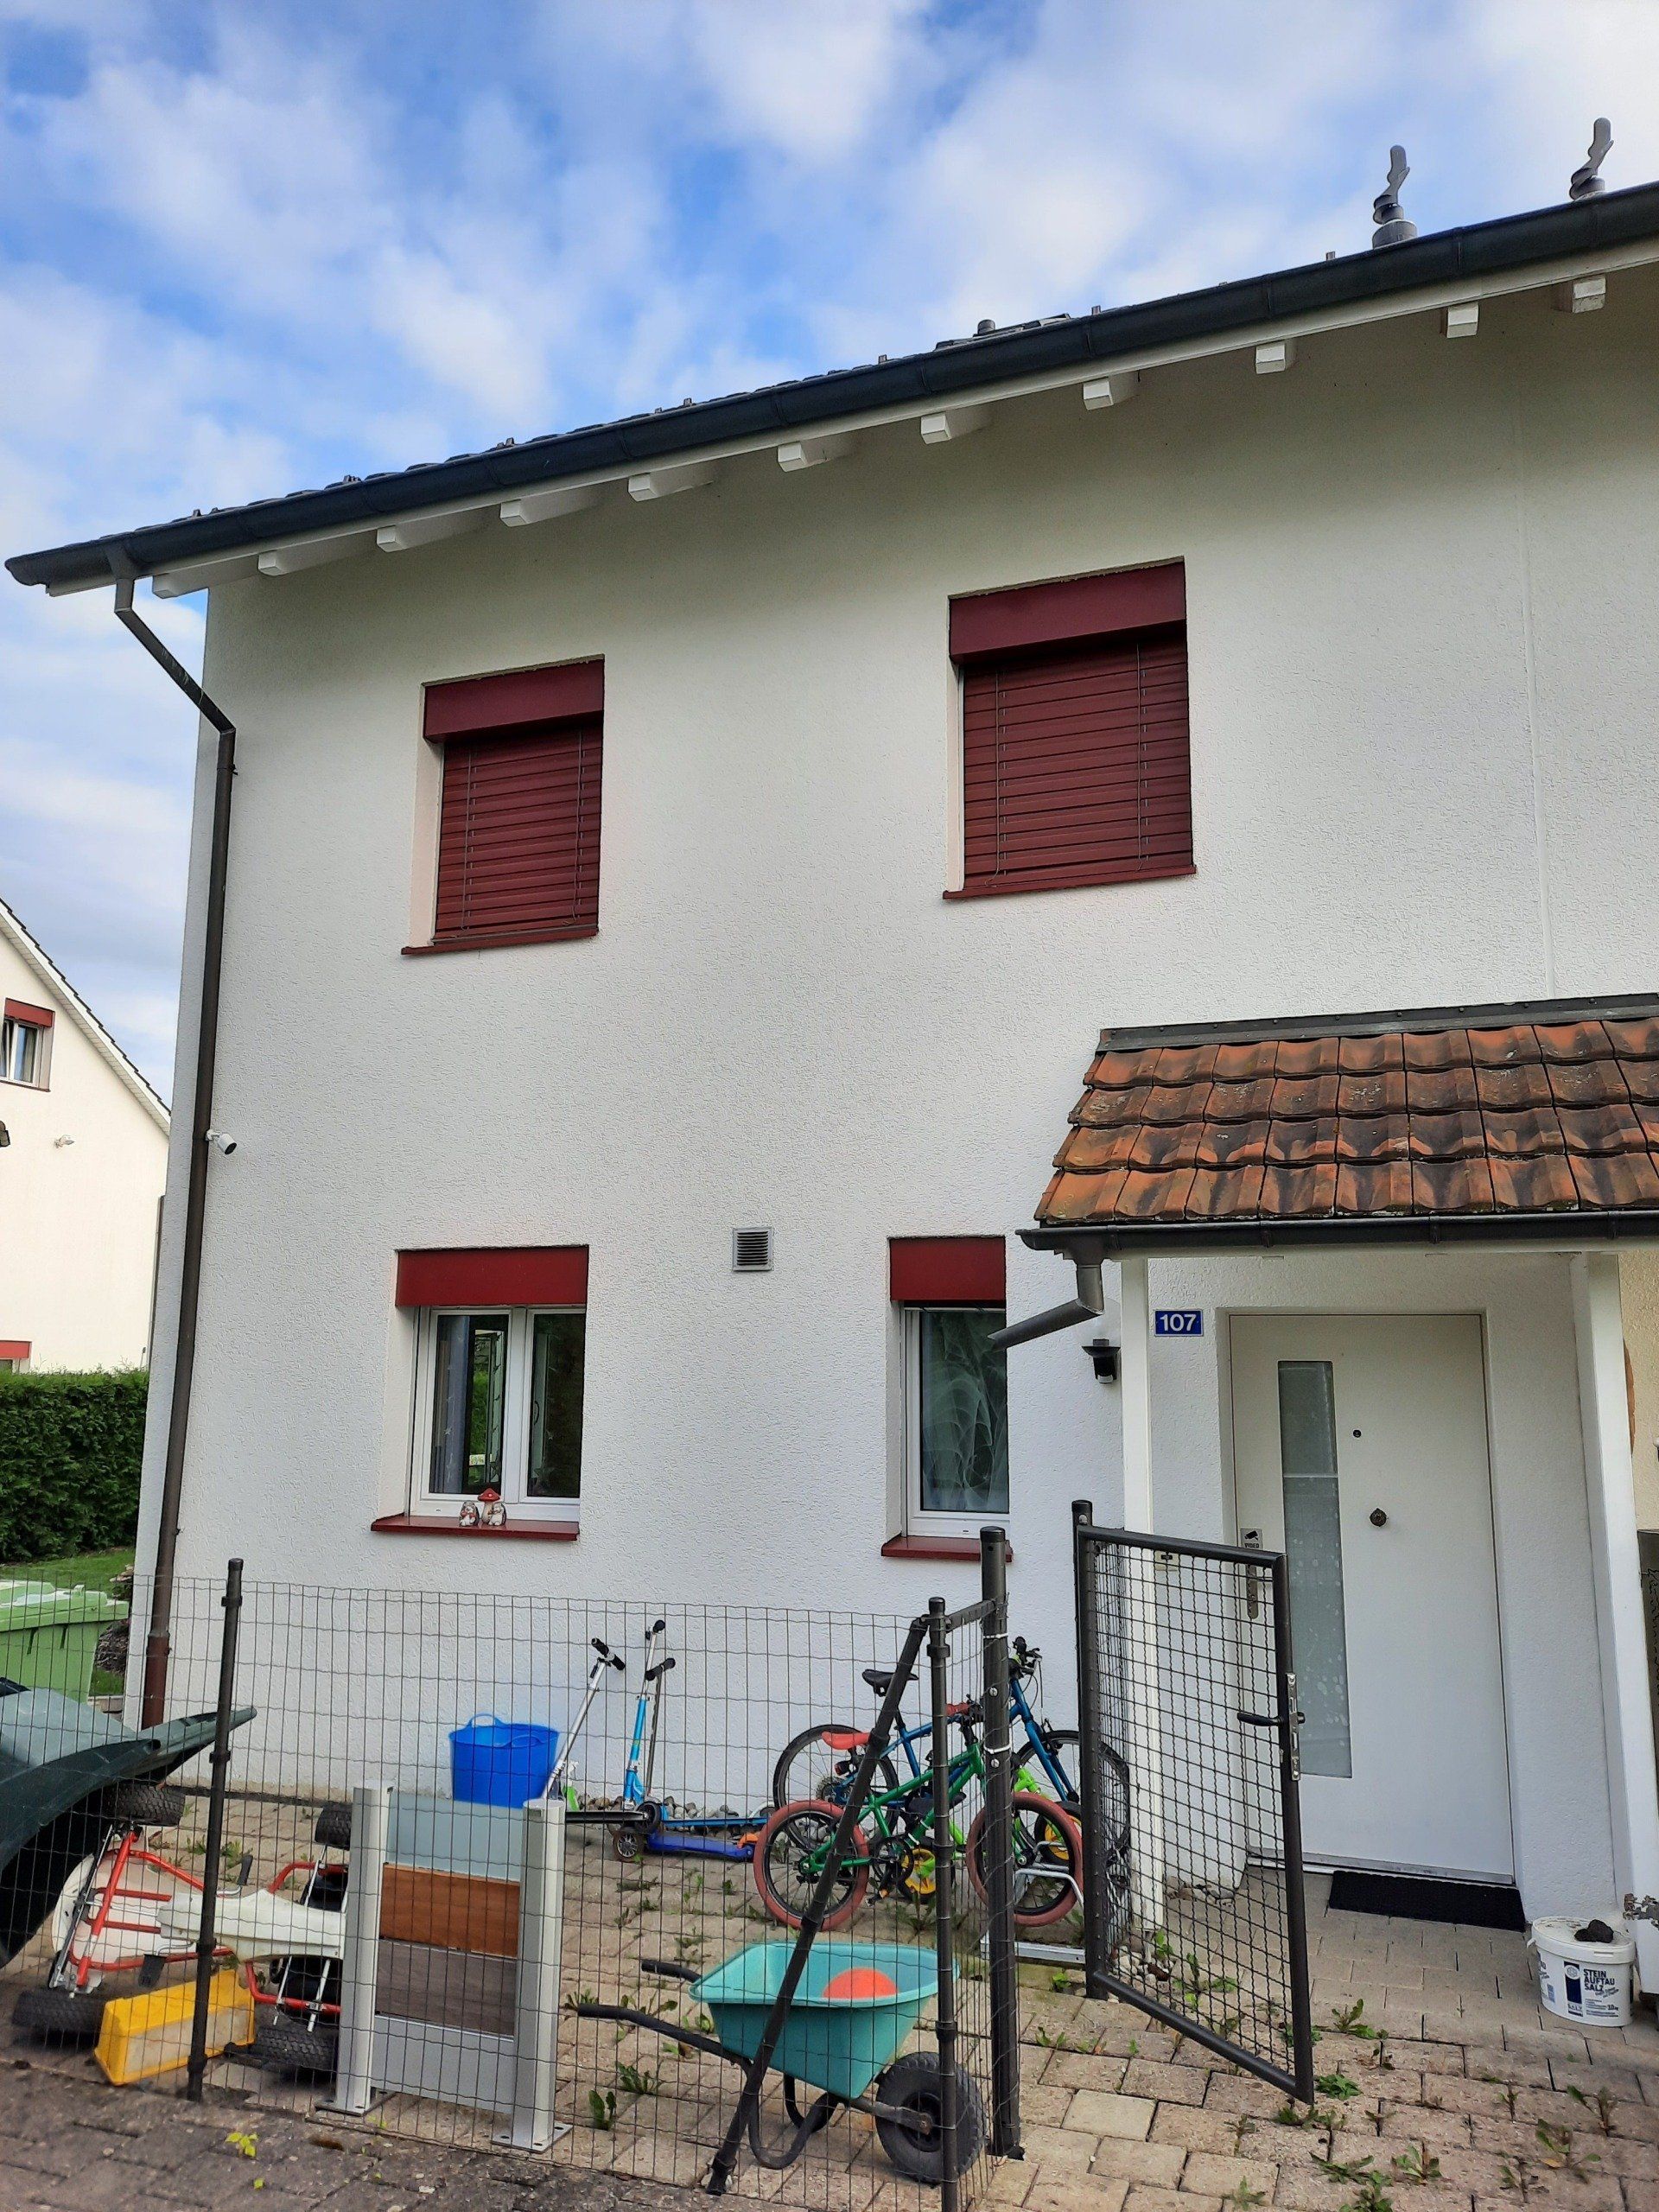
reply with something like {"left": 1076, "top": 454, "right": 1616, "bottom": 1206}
{"left": 94, "top": 1970, "right": 254, "bottom": 2086}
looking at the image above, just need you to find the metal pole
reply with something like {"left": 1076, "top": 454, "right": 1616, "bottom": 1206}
{"left": 1271, "top": 1553, "right": 1317, "bottom": 2102}
{"left": 707, "top": 1615, "right": 928, "bottom": 2196}
{"left": 116, "top": 575, "right": 238, "bottom": 1730}
{"left": 979, "top": 1527, "right": 1021, "bottom": 2158}
{"left": 185, "top": 1558, "right": 243, "bottom": 2100}
{"left": 1071, "top": 1498, "right": 1108, "bottom": 1993}
{"left": 928, "top": 1598, "right": 961, "bottom": 2212}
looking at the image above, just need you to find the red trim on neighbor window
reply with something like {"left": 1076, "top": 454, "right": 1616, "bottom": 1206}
{"left": 423, "top": 659, "right": 604, "bottom": 740}
{"left": 3, "top": 1000, "right": 53, "bottom": 1029}
{"left": 371, "top": 1514, "right": 579, "bottom": 1542}
{"left": 0, "top": 1341, "right": 30, "bottom": 1363}
{"left": 880, "top": 1535, "right": 1013, "bottom": 1562}
{"left": 395, "top": 1247, "right": 588, "bottom": 1308}
{"left": 888, "top": 1236, "right": 1005, "bottom": 1305}
{"left": 949, "top": 562, "right": 1185, "bottom": 662}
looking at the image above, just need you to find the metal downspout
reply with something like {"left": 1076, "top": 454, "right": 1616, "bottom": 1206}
{"left": 111, "top": 575, "right": 237, "bottom": 1726}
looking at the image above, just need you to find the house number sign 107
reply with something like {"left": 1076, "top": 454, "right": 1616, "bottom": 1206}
{"left": 1154, "top": 1308, "right": 1204, "bottom": 1337}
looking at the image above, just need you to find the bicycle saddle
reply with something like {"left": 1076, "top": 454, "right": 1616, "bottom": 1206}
{"left": 861, "top": 1669, "right": 894, "bottom": 1694}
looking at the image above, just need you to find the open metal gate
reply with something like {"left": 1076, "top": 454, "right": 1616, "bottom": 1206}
{"left": 1071, "top": 1501, "right": 1315, "bottom": 2100}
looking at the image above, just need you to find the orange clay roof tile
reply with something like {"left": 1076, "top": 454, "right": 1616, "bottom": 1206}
{"left": 1036, "top": 1004, "right": 1659, "bottom": 1233}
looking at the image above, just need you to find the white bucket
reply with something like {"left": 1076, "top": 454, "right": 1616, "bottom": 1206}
{"left": 1529, "top": 1916, "right": 1636, "bottom": 2027}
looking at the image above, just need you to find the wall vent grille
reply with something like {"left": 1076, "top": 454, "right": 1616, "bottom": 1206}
{"left": 732, "top": 1228, "right": 773, "bottom": 1274}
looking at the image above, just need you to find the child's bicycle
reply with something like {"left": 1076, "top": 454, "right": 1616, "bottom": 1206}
{"left": 772, "top": 1634, "right": 1129, "bottom": 1859}
{"left": 753, "top": 1694, "right": 1083, "bottom": 1934}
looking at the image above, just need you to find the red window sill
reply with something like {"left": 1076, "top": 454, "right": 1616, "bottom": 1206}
{"left": 371, "top": 1514, "right": 580, "bottom": 1542}
{"left": 402, "top": 925, "right": 598, "bottom": 957}
{"left": 880, "top": 1535, "right": 1013, "bottom": 1562}
{"left": 944, "top": 866, "right": 1195, "bottom": 903}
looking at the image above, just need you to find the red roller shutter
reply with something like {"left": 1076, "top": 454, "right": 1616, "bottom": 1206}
{"left": 889, "top": 1236, "right": 1006, "bottom": 1304}
{"left": 396, "top": 1247, "right": 589, "bottom": 1307}
{"left": 433, "top": 717, "right": 601, "bottom": 946}
{"left": 956, "top": 626, "right": 1191, "bottom": 897}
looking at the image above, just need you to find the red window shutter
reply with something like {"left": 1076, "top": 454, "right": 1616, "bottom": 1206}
{"left": 889, "top": 1236, "right": 1006, "bottom": 1304}
{"left": 3, "top": 1000, "right": 53, "bottom": 1028}
{"left": 396, "top": 1247, "right": 589, "bottom": 1307}
{"left": 958, "top": 626, "right": 1191, "bottom": 896}
{"left": 433, "top": 718, "right": 601, "bottom": 945}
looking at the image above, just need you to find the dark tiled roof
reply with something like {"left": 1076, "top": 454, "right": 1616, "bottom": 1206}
{"left": 10, "top": 182, "right": 1659, "bottom": 593}
{"left": 1037, "top": 1005, "right": 1659, "bottom": 1231}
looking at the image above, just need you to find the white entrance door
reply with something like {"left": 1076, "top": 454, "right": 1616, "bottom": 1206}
{"left": 1231, "top": 1314, "right": 1512, "bottom": 1879}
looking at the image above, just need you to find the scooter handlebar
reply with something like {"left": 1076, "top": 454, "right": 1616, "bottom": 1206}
{"left": 593, "top": 1637, "right": 626, "bottom": 1669}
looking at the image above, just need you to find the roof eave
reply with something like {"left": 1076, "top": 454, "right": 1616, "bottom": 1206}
{"left": 1022, "top": 1211, "right": 1659, "bottom": 1259}
{"left": 11, "top": 181, "right": 1659, "bottom": 594}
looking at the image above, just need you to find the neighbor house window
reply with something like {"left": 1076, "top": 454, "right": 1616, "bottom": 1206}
{"left": 890, "top": 1238, "right": 1008, "bottom": 1535}
{"left": 397, "top": 1249, "right": 588, "bottom": 1519}
{"left": 948, "top": 562, "right": 1191, "bottom": 899}
{"left": 2, "top": 1000, "right": 53, "bottom": 1087}
{"left": 417, "top": 659, "right": 603, "bottom": 951}
{"left": 0, "top": 1341, "right": 29, "bottom": 1375}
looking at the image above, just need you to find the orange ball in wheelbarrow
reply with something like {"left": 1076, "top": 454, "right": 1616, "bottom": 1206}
{"left": 821, "top": 1967, "right": 899, "bottom": 2002}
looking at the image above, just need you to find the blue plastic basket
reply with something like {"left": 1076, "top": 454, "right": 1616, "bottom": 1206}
{"left": 691, "top": 1941, "right": 936, "bottom": 2101}
{"left": 448, "top": 1713, "right": 560, "bottom": 1807}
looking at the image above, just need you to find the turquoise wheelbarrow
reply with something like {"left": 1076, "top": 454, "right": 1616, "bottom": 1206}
{"left": 578, "top": 1938, "right": 985, "bottom": 2181}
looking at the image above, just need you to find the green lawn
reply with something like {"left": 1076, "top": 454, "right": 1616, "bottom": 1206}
{"left": 3, "top": 1546, "right": 136, "bottom": 1594}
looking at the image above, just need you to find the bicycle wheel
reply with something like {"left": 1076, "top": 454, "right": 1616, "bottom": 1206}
{"left": 752, "top": 1799, "right": 869, "bottom": 1931}
{"left": 772, "top": 1726, "right": 899, "bottom": 1812}
{"left": 965, "top": 1793, "right": 1084, "bottom": 1930}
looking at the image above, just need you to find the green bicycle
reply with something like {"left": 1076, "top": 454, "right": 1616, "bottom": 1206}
{"left": 752, "top": 1696, "right": 1084, "bottom": 1934}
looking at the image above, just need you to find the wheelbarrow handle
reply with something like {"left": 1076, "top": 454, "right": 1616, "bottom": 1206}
{"left": 639, "top": 1955, "right": 699, "bottom": 1982}
{"left": 574, "top": 2002, "right": 733, "bottom": 2067}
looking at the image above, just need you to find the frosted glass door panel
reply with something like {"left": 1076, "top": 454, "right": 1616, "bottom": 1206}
{"left": 1277, "top": 1360, "right": 1352, "bottom": 1779}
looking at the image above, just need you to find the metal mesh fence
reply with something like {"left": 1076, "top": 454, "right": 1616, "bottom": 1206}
{"left": 1073, "top": 1513, "right": 1314, "bottom": 2101}
{"left": 2, "top": 1560, "right": 1022, "bottom": 2205}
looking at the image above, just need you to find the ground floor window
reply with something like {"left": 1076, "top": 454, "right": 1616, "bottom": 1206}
{"left": 889, "top": 1236, "right": 1009, "bottom": 1540}
{"left": 416, "top": 1306, "right": 585, "bottom": 1516}
{"left": 904, "top": 1303, "right": 1009, "bottom": 1530}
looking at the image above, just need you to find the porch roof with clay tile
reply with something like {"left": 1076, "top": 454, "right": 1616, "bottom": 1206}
{"left": 1027, "top": 994, "right": 1659, "bottom": 1257}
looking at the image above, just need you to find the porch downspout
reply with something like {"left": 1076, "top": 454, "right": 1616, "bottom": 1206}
{"left": 111, "top": 575, "right": 237, "bottom": 1727}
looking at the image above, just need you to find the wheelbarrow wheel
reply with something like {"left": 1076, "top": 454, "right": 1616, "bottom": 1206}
{"left": 874, "top": 2053, "right": 986, "bottom": 2182}
{"left": 966, "top": 1793, "right": 1084, "bottom": 1929}
{"left": 12, "top": 1985, "right": 109, "bottom": 2045}
{"left": 99, "top": 1781, "right": 187, "bottom": 1827}
{"left": 752, "top": 1800, "right": 869, "bottom": 1930}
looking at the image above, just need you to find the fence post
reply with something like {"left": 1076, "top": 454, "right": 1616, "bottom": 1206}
{"left": 928, "top": 1596, "right": 962, "bottom": 2212}
{"left": 979, "top": 1526, "right": 1021, "bottom": 2158}
{"left": 1071, "top": 1498, "right": 1109, "bottom": 1993}
{"left": 185, "top": 1558, "right": 243, "bottom": 2101}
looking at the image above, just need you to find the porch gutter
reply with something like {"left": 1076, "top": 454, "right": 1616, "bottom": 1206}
{"left": 111, "top": 578, "right": 238, "bottom": 1727}
{"left": 1020, "top": 1211, "right": 1659, "bottom": 1261}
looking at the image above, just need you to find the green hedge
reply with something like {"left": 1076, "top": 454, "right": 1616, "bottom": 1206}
{"left": 0, "top": 1370, "right": 149, "bottom": 1566}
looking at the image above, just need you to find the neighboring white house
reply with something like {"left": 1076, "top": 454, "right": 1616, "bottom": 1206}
{"left": 0, "top": 899, "right": 169, "bottom": 1371}
{"left": 10, "top": 178, "right": 1659, "bottom": 1958}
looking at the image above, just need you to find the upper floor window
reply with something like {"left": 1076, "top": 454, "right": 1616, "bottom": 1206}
{"left": 420, "top": 660, "right": 603, "bottom": 952}
{"left": 948, "top": 562, "right": 1191, "bottom": 900}
{"left": 397, "top": 1248, "right": 588, "bottom": 1521}
{"left": 2, "top": 1000, "right": 53, "bottom": 1088}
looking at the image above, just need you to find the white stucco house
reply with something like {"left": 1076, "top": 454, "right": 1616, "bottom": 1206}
{"left": 10, "top": 175, "right": 1659, "bottom": 1964}
{"left": 0, "top": 899, "right": 168, "bottom": 1374}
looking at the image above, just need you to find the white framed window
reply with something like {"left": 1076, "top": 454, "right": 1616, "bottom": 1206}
{"left": 900, "top": 1303, "right": 1009, "bottom": 1537}
{"left": 410, "top": 1305, "right": 585, "bottom": 1519}
{"left": 1, "top": 1011, "right": 50, "bottom": 1088}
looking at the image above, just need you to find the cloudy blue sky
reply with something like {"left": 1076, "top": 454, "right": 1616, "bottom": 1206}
{"left": 3, "top": 0, "right": 1656, "bottom": 1094}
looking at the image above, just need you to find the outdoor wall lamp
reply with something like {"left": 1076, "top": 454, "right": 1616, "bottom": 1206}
{"left": 1084, "top": 1338, "right": 1120, "bottom": 1382}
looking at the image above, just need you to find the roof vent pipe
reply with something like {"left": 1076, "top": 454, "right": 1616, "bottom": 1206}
{"left": 1571, "top": 118, "right": 1613, "bottom": 200}
{"left": 1371, "top": 146, "right": 1417, "bottom": 247}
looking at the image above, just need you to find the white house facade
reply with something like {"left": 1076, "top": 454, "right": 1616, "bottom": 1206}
{"left": 0, "top": 900, "right": 169, "bottom": 1373}
{"left": 11, "top": 183, "right": 1659, "bottom": 1962}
